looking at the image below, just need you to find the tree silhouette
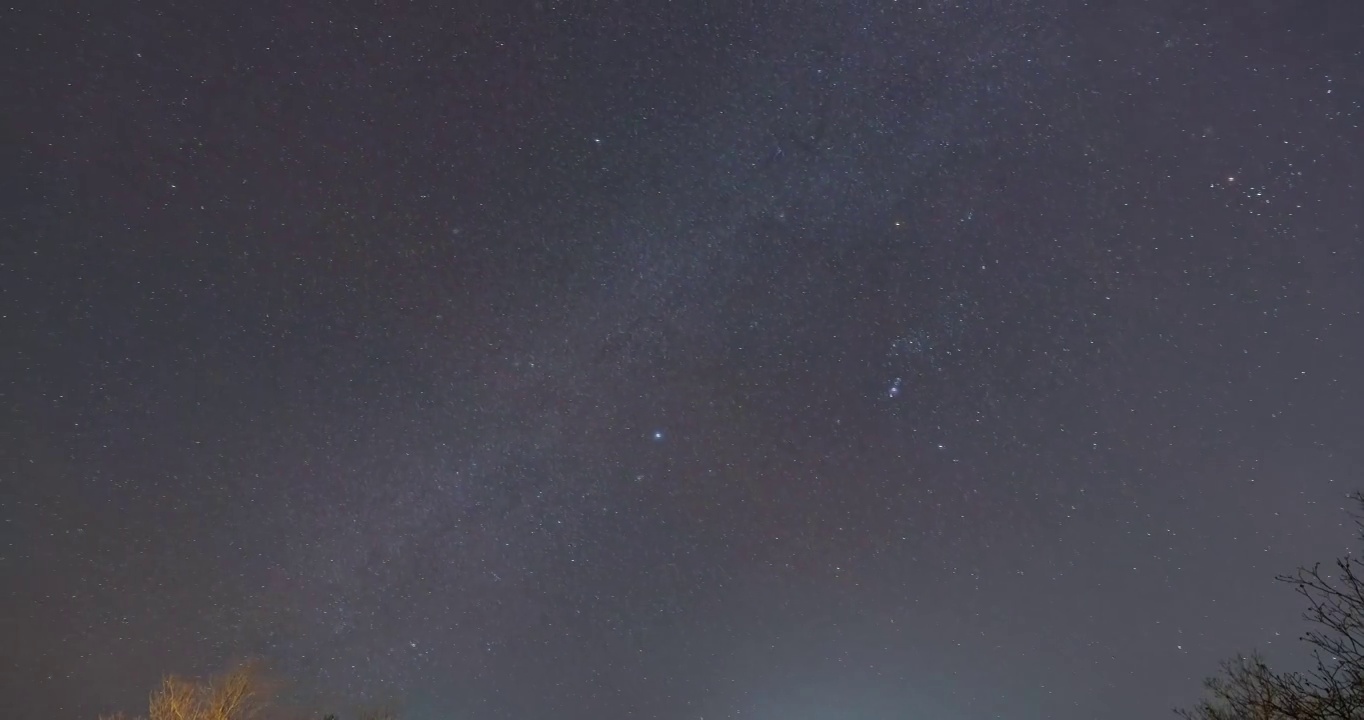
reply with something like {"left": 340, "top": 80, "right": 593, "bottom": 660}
{"left": 1180, "top": 497, "right": 1364, "bottom": 719}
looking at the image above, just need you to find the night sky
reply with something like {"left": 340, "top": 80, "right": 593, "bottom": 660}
{"left": 4, "top": 1, "right": 1363, "bottom": 719}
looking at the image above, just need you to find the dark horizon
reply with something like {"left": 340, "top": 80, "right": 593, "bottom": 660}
{"left": 4, "top": 1, "right": 1362, "bottom": 718}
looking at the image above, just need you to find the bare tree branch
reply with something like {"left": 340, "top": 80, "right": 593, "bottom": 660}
{"left": 1178, "top": 493, "right": 1364, "bottom": 720}
{"left": 104, "top": 662, "right": 283, "bottom": 720}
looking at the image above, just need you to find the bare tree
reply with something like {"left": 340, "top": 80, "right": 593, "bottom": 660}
{"left": 1180, "top": 497, "right": 1364, "bottom": 719}
{"left": 101, "top": 662, "right": 274, "bottom": 720}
